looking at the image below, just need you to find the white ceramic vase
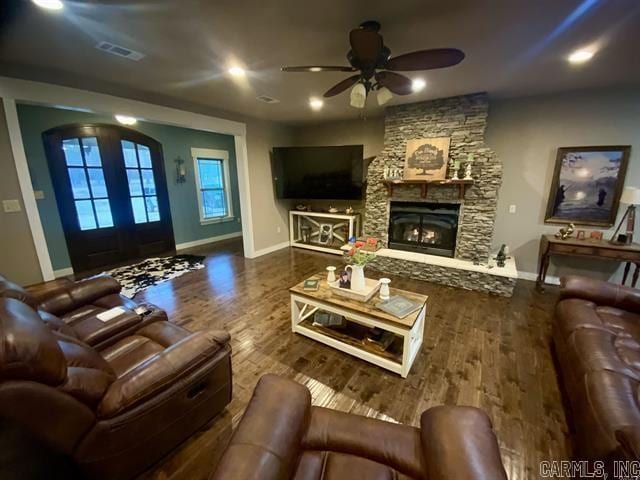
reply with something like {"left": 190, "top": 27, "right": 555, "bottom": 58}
{"left": 379, "top": 278, "right": 391, "bottom": 300}
{"left": 347, "top": 264, "right": 366, "bottom": 292}
{"left": 326, "top": 266, "right": 336, "bottom": 284}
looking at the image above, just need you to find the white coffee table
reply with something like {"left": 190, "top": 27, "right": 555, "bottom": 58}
{"left": 290, "top": 273, "right": 427, "bottom": 377}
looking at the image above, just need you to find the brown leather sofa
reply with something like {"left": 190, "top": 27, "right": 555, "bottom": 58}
{"left": 554, "top": 275, "right": 640, "bottom": 462}
{"left": 0, "top": 294, "right": 232, "bottom": 479}
{"left": 0, "top": 274, "right": 167, "bottom": 349}
{"left": 211, "top": 374, "right": 507, "bottom": 480}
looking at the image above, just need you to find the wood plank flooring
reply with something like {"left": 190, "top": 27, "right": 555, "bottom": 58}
{"left": 133, "top": 239, "right": 569, "bottom": 480}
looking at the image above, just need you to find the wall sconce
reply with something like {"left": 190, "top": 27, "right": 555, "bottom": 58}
{"left": 175, "top": 157, "right": 187, "bottom": 183}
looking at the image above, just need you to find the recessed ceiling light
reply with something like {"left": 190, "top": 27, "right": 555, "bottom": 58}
{"left": 309, "top": 97, "right": 324, "bottom": 110}
{"left": 412, "top": 78, "right": 426, "bottom": 92}
{"left": 228, "top": 66, "right": 246, "bottom": 77}
{"left": 115, "top": 115, "right": 137, "bottom": 126}
{"left": 310, "top": 67, "right": 322, "bottom": 72}
{"left": 32, "top": 0, "right": 64, "bottom": 10}
{"left": 568, "top": 49, "right": 595, "bottom": 64}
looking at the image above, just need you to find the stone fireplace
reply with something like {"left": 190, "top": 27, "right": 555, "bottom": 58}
{"left": 361, "top": 92, "right": 517, "bottom": 296}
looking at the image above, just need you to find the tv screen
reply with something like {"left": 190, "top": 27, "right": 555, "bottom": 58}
{"left": 272, "top": 145, "right": 364, "bottom": 200}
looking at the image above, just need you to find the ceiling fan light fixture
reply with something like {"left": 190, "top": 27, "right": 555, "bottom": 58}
{"left": 309, "top": 97, "right": 324, "bottom": 110}
{"left": 376, "top": 86, "right": 393, "bottom": 105}
{"left": 411, "top": 78, "right": 426, "bottom": 92}
{"left": 350, "top": 83, "right": 367, "bottom": 109}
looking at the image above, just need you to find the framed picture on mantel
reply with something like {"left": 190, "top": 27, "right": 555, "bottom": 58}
{"left": 544, "top": 145, "right": 631, "bottom": 227}
{"left": 403, "top": 137, "right": 450, "bottom": 181}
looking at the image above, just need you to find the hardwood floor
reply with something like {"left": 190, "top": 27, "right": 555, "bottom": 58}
{"left": 133, "top": 239, "right": 569, "bottom": 480}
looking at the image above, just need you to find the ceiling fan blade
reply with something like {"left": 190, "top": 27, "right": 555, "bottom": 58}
{"left": 349, "top": 27, "right": 383, "bottom": 65}
{"left": 323, "top": 75, "right": 361, "bottom": 97}
{"left": 385, "top": 48, "right": 465, "bottom": 71}
{"left": 281, "top": 65, "right": 357, "bottom": 73}
{"left": 376, "top": 71, "right": 413, "bottom": 95}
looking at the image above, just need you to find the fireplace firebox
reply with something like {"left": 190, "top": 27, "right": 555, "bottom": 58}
{"left": 388, "top": 202, "right": 460, "bottom": 257}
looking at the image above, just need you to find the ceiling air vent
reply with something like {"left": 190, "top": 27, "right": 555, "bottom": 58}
{"left": 256, "top": 95, "right": 280, "bottom": 104}
{"left": 95, "top": 41, "right": 145, "bottom": 61}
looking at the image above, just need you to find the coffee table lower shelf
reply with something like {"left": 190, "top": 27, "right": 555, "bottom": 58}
{"left": 290, "top": 293, "right": 425, "bottom": 378}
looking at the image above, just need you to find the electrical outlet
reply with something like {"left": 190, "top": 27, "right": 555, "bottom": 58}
{"left": 276, "top": 226, "right": 281, "bottom": 234}
{"left": 2, "top": 199, "right": 21, "bottom": 213}
{"left": 34, "top": 190, "right": 45, "bottom": 200}
{"left": 509, "top": 204, "right": 516, "bottom": 214}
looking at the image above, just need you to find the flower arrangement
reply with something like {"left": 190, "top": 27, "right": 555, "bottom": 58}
{"left": 346, "top": 241, "right": 376, "bottom": 266}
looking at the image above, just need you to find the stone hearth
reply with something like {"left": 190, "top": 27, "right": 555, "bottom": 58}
{"left": 362, "top": 92, "right": 516, "bottom": 296}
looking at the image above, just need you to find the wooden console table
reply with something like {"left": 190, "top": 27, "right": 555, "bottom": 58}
{"left": 537, "top": 234, "right": 640, "bottom": 287}
{"left": 289, "top": 210, "right": 361, "bottom": 255}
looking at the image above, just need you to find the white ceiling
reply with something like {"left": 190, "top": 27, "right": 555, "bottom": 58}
{"left": 1, "top": 0, "right": 638, "bottom": 125}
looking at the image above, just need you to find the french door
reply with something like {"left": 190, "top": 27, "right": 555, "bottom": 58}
{"left": 44, "top": 124, "right": 175, "bottom": 273}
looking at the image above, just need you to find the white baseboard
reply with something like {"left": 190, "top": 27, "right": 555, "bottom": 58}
{"left": 54, "top": 267, "right": 74, "bottom": 278}
{"left": 176, "top": 231, "right": 242, "bottom": 250}
{"left": 250, "top": 241, "right": 290, "bottom": 258}
{"left": 517, "top": 270, "right": 561, "bottom": 285}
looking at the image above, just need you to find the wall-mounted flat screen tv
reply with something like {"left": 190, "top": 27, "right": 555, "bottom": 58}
{"left": 272, "top": 145, "right": 365, "bottom": 200}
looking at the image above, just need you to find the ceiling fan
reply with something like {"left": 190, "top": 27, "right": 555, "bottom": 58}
{"left": 282, "top": 20, "right": 465, "bottom": 108}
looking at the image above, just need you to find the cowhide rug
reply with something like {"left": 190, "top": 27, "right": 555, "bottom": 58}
{"left": 104, "top": 254, "right": 206, "bottom": 298}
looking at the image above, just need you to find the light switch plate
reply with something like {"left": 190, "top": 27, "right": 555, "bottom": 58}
{"left": 2, "top": 199, "right": 22, "bottom": 213}
{"left": 34, "top": 190, "right": 45, "bottom": 200}
{"left": 509, "top": 204, "right": 516, "bottom": 214}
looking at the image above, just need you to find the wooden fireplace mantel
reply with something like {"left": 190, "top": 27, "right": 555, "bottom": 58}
{"left": 382, "top": 179, "right": 474, "bottom": 200}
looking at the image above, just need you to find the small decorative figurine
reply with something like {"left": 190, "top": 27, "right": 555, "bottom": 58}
{"left": 448, "top": 158, "right": 456, "bottom": 179}
{"left": 452, "top": 160, "right": 460, "bottom": 180}
{"left": 463, "top": 154, "right": 473, "bottom": 180}
{"left": 555, "top": 223, "right": 575, "bottom": 240}
{"left": 345, "top": 206, "right": 354, "bottom": 215}
{"left": 495, "top": 244, "right": 507, "bottom": 267}
{"left": 328, "top": 206, "right": 339, "bottom": 213}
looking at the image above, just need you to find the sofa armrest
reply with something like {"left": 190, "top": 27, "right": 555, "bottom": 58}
{"left": 37, "top": 275, "right": 122, "bottom": 316}
{"left": 420, "top": 406, "right": 507, "bottom": 480}
{"left": 211, "top": 374, "right": 311, "bottom": 480}
{"left": 97, "top": 329, "right": 230, "bottom": 418}
{"left": 560, "top": 275, "right": 640, "bottom": 313}
{"left": 616, "top": 427, "right": 640, "bottom": 460}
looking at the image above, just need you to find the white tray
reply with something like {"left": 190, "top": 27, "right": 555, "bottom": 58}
{"left": 329, "top": 278, "right": 381, "bottom": 303}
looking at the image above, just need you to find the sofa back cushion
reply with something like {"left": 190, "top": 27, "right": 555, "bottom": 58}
{"left": 0, "top": 298, "right": 66, "bottom": 385}
{"left": 0, "top": 274, "right": 37, "bottom": 308}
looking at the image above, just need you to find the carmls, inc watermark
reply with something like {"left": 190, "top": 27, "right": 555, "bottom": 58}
{"left": 540, "top": 460, "right": 640, "bottom": 479}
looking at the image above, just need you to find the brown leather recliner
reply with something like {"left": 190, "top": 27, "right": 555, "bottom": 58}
{"left": 211, "top": 374, "right": 507, "bottom": 480}
{"left": 0, "top": 297, "right": 232, "bottom": 480}
{"left": 554, "top": 275, "right": 640, "bottom": 462}
{"left": 0, "top": 274, "right": 167, "bottom": 349}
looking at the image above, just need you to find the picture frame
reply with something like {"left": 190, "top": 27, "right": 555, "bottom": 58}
{"left": 403, "top": 137, "right": 450, "bottom": 181}
{"left": 576, "top": 230, "right": 586, "bottom": 240}
{"left": 545, "top": 146, "right": 631, "bottom": 227}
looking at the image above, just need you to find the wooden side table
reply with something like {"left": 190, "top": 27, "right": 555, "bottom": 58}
{"left": 537, "top": 234, "right": 640, "bottom": 288}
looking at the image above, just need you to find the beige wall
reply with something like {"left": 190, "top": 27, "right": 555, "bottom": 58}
{"left": 0, "top": 99, "right": 42, "bottom": 285}
{"left": 246, "top": 118, "right": 294, "bottom": 252}
{"left": 487, "top": 87, "right": 640, "bottom": 281}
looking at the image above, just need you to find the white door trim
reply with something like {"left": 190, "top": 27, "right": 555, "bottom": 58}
{"left": 0, "top": 76, "right": 257, "bottom": 279}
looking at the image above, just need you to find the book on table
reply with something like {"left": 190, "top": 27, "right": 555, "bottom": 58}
{"left": 376, "top": 295, "right": 423, "bottom": 319}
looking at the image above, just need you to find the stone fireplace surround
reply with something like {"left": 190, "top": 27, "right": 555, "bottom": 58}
{"left": 363, "top": 92, "right": 517, "bottom": 297}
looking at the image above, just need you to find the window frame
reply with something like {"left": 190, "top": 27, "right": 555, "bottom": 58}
{"left": 191, "top": 148, "right": 234, "bottom": 225}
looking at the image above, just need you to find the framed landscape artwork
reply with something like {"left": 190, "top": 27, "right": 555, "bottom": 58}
{"left": 403, "top": 137, "right": 450, "bottom": 181}
{"left": 545, "top": 145, "right": 631, "bottom": 226}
